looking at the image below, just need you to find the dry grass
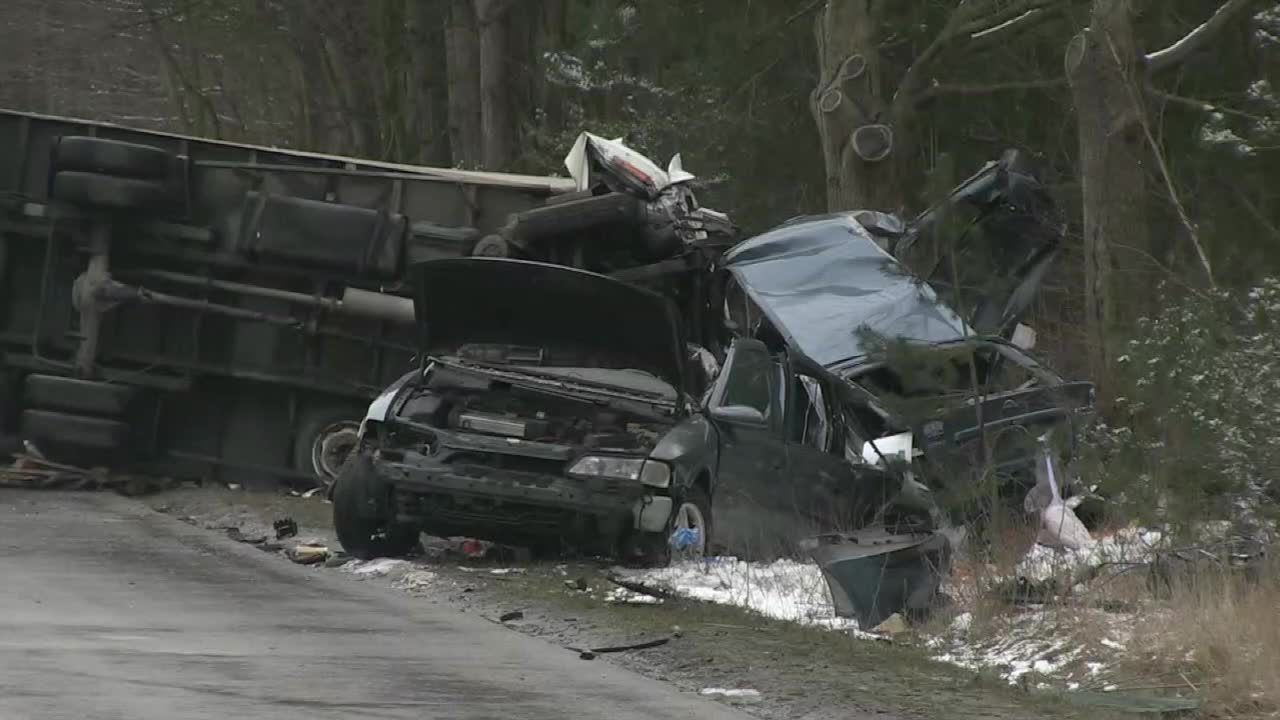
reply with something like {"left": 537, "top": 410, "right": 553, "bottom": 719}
{"left": 1125, "top": 558, "right": 1280, "bottom": 718}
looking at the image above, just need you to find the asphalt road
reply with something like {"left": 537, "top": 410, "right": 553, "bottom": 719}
{"left": 0, "top": 490, "right": 752, "bottom": 720}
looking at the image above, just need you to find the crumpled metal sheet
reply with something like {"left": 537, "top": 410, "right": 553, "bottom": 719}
{"left": 722, "top": 213, "right": 972, "bottom": 369}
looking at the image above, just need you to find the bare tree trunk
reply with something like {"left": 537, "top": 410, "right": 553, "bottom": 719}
{"left": 1065, "top": 0, "right": 1149, "bottom": 379}
{"left": 810, "top": 1, "right": 905, "bottom": 212}
{"left": 445, "top": 0, "right": 482, "bottom": 168}
{"left": 475, "top": 0, "right": 518, "bottom": 170}
{"left": 407, "top": 0, "right": 452, "bottom": 165}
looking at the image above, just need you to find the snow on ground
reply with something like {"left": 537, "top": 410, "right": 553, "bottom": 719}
{"left": 617, "top": 529, "right": 1164, "bottom": 687}
{"left": 927, "top": 608, "right": 1133, "bottom": 687}
{"left": 616, "top": 557, "right": 870, "bottom": 635}
{"left": 1017, "top": 527, "right": 1163, "bottom": 582}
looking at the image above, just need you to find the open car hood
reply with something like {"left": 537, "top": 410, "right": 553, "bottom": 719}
{"left": 893, "top": 149, "right": 1063, "bottom": 338}
{"left": 411, "top": 258, "right": 686, "bottom": 393}
{"left": 722, "top": 214, "right": 972, "bottom": 369}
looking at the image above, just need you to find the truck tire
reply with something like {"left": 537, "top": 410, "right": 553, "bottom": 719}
{"left": 471, "top": 235, "right": 510, "bottom": 257}
{"left": 332, "top": 453, "right": 420, "bottom": 560}
{"left": 24, "top": 374, "right": 135, "bottom": 417}
{"left": 51, "top": 171, "right": 170, "bottom": 212}
{"left": 19, "top": 409, "right": 129, "bottom": 450}
{"left": 52, "top": 136, "right": 173, "bottom": 180}
{"left": 292, "top": 408, "right": 362, "bottom": 485}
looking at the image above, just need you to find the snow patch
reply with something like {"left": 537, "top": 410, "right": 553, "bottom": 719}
{"left": 617, "top": 557, "right": 872, "bottom": 636}
{"left": 700, "top": 688, "right": 761, "bottom": 700}
{"left": 1017, "top": 527, "right": 1162, "bottom": 582}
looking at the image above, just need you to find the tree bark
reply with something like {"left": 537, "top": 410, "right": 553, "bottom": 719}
{"left": 407, "top": 0, "right": 452, "bottom": 165}
{"left": 475, "top": 0, "right": 518, "bottom": 170}
{"left": 445, "top": 0, "right": 482, "bottom": 168}
{"left": 1065, "top": 0, "right": 1149, "bottom": 379}
{"left": 810, "top": 0, "right": 906, "bottom": 212}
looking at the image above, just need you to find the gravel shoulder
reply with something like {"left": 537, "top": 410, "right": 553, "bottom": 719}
{"left": 145, "top": 486, "right": 1113, "bottom": 720}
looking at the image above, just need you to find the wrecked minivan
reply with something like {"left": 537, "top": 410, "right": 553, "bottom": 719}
{"left": 332, "top": 258, "right": 718, "bottom": 563}
{"left": 717, "top": 151, "right": 1096, "bottom": 625}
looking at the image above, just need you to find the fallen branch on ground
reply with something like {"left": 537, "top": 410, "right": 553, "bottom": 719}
{"left": 568, "top": 636, "right": 672, "bottom": 658}
{"left": 605, "top": 574, "right": 675, "bottom": 600}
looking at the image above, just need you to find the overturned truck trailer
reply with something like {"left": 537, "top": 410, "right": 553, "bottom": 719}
{"left": 0, "top": 109, "right": 732, "bottom": 486}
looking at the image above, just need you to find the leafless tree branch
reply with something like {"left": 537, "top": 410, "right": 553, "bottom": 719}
{"left": 1145, "top": 0, "right": 1262, "bottom": 72}
{"left": 914, "top": 76, "right": 1066, "bottom": 104}
{"left": 958, "top": 0, "right": 1063, "bottom": 38}
{"left": 894, "top": 0, "right": 1069, "bottom": 102}
{"left": 1147, "top": 86, "right": 1270, "bottom": 121}
{"left": 1106, "top": 37, "right": 1215, "bottom": 287}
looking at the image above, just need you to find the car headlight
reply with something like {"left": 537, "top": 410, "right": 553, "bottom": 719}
{"left": 568, "top": 456, "right": 671, "bottom": 488}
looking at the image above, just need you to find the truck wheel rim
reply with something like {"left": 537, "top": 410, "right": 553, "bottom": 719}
{"left": 672, "top": 501, "right": 707, "bottom": 559}
{"left": 312, "top": 421, "right": 360, "bottom": 480}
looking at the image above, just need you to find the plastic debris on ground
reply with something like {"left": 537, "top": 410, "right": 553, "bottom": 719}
{"left": 605, "top": 587, "right": 663, "bottom": 605}
{"left": 343, "top": 558, "right": 413, "bottom": 579}
{"left": 273, "top": 517, "right": 298, "bottom": 540}
{"left": 395, "top": 569, "right": 436, "bottom": 591}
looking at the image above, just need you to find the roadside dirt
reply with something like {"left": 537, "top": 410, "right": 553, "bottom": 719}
{"left": 144, "top": 487, "right": 1112, "bottom": 720}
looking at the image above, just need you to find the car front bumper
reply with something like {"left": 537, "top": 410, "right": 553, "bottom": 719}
{"left": 374, "top": 450, "right": 672, "bottom": 539}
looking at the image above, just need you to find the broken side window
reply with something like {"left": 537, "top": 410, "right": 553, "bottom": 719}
{"left": 719, "top": 343, "right": 782, "bottom": 425}
{"left": 790, "top": 373, "right": 831, "bottom": 452}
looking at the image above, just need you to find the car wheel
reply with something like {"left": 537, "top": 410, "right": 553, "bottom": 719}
{"left": 292, "top": 408, "right": 362, "bottom": 486}
{"left": 668, "top": 487, "right": 712, "bottom": 563}
{"left": 331, "top": 452, "right": 420, "bottom": 560}
{"left": 634, "top": 487, "right": 712, "bottom": 568}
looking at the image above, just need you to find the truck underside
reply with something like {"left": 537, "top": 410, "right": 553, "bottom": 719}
{"left": 0, "top": 109, "right": 733, "bottom": 486}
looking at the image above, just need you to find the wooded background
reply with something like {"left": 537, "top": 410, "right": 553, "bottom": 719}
{"left": 2, "top": 0, "right": 1277, "bottom": 391}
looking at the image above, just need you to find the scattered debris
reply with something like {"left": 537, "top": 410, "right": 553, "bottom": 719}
{"left": 286, "top": 543, "right": 330, "bottom": 565}
{"left": 499, "top": 610, "right": 525, "bottom": 623}
{"left": 344, "top": 558, "right": 413, "bottom": 578}
{"left": 565, "top": 577, "right": 590, "bottom": 592}
{"left": 0, "top": 452, "right": 171, "bottom": 493}
{"left": 605, "top": 587, "right": 663, "bottom": 605}
{"left": 396, "top": 569, "right": 436, "bottom": 590}
{"left": 606, "top": 574, "right": 674, "bottom": 600}
{"left": 568, "top": 636, "right": 672, "bottom": 659}
{"left": 871, "top": 613, "right": 910, "bottom": 637}
{"left": 273, "top": 517, "right": 298, "bottom": 540}
{"left": 323, "top": 553, "right": 350, "bottom": 568}
{"left": 587, "top": 636, "right": 671, "bottom": 654}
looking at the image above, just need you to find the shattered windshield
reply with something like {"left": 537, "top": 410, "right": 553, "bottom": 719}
{"left": 848, "top": 339, "right": 1056, "bottom": 409}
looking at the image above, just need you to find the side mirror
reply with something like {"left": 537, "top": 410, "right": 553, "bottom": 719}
{"left": 709, "top": 404, "right": 766, "bottom": 426}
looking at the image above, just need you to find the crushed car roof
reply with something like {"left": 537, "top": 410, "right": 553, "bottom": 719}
{"left": 411, "top": 258, "right": 687, "bottom": 392}
{"left": 722, "top": 214, "right": 971, "bottom": 369}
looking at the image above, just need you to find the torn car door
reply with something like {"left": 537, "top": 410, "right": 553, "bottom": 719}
{"left": 782, "top": 363, "right": 866, "bottom": 533}
{"left": 703, "top": 337, "right": 795, "bottom": 558}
